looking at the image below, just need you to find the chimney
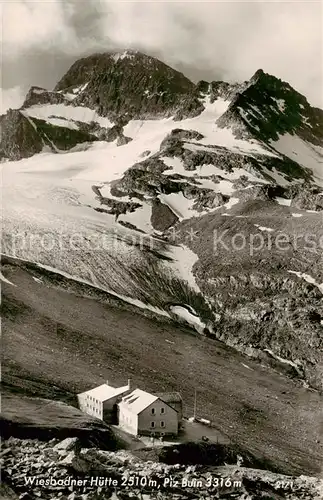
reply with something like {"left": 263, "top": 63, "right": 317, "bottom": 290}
{"left": 106, "top": 380, "right": 109, "bottom": 386}
{"left": 127, "top": 378, "right": 131, "bottom": 390}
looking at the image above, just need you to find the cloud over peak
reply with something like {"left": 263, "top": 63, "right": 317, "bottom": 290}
{"left": 2, "top": 0, "right": 322, "bottom": 107}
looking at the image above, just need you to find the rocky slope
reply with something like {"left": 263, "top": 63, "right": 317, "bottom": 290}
{"left": 1, "top": 437, "right": 322, "bottom": 500}
{"left": 172, "top": 202, "right": 323, "bottom": 389}
{"left": 1, "top": 49, "right": 323, "bottom": 393}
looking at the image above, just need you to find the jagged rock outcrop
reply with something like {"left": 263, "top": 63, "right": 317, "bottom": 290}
{"left": 195, "top": 191, "right": 229, "bottom": 210}
{"left": 197, "top": 80, "right": 244, "bottom": 102}
{"left": 161, "top": 128, "right": 204, "bottom": 143}
{"left": 173, "top": 94, "right": 205, "bottom": 120}
{"left": 0, "top": 110, "right": 100, "bottom": 160}
{"left": 160, "top": 129, "right": 312, "bottom": 182}
{"left": 97, "top": 197, "right": 142, "bottom": 219}
{"left": 113, "top": 162, "right": 186, "bottom": 198}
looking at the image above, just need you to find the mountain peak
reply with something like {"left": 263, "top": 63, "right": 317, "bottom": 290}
{"left": 251, "top": 68, "right": 265, "bottom": 81}
{"left": 217, "top": 67, "right": 323, "bottom": 147}
{"left": 54, "top": 50, "right": 197, "bottom": 120}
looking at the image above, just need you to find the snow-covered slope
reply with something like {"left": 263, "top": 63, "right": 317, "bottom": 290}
{"left": 22, "top": 103, "right": 114, "bottom": 130}
{"left": 270, "top": 133, "right": 323, "bottom": 186}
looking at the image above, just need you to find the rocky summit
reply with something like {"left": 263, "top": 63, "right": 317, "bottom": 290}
{"left": 216, "top": 69, "right": 323, "bottom": 145}
{"left": 54, "top": 50, "right": 198, "bottom": 120}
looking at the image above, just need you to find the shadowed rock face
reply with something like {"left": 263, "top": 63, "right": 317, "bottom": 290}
{"left": 151, "top": 199, "right": 179, "bottom": 231}
{"left": 32, "top": 118, "right": 99, "bottom": 151}
{"left": 1, "top": 52, "right": 322, "bottom": 170}
{"left": 55, "top": 50, "right": 197, "bottom": 120}
{"left": 0, "top": 110, "right": 44, "bottom": 161}
{"left": 217, "top": 69, "right": 323, "bottom": 146}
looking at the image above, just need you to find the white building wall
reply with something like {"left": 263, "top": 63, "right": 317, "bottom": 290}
{"left": 118, "top": 404, "right": 138, "bottom": 435}
{"left": 77, "top": 393, "right": 103, "bottom": 419}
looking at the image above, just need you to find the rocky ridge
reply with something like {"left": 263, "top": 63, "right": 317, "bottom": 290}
{"left": 216, "top": 69, "right": 323, "bottom": 146}
{"left": 2, "top": 50, "right": 322, "bottom": 174}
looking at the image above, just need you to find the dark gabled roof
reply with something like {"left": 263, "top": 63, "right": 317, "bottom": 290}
{"left": 154, "top": 392, "right": 182, "bottom": 403}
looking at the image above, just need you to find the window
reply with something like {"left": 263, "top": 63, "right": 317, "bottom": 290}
{"left": 160, "top": 408, "right": 165, "bottom": 414}
{"left": 151, "top": 422, "right": 155, "bottom": 428}
{"left": 151, "top": 408, "right": 155, "bottom": 415}
{"left": 160, "top": 421, "right": 165, "bottom": 428}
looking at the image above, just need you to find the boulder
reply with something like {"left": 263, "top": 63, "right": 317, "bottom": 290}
{"left": 53, "top": 438, "right": 79, "bottom": 452}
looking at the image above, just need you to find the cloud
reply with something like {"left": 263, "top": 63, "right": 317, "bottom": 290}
{"left": 2, "top": 1, "right": 77, "bottom": 57}
{"left": 99, "top": 0, "right": 322, "bottom": 105}
{"left": 2, "top": 0, "right": 322, "bottom": 106}
{"left": 0, "top": 86, "right": 26, "bottom": 115}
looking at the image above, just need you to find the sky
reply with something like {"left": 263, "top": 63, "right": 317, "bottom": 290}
{"left": 1, "top": 0, "right": 322, "bottom": 113}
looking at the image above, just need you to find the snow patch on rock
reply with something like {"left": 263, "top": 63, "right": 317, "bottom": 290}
{"left": 23, "top": 103, "right": 113, "bottom": 130}
{"left": 264, "top": 348, "right": 303, "bottom": 376}
{"left": 0, "top": 272, "right": 16, "bottom": 286}
{"left": 254, "top": 224, "right": 274, "bottom": 232}
{"left": 170, "top": 305, "right": 206, "bottom": 333}
{"left": 276, "top": 197, "right": 292, "bottom": 206}
{"left": 164, "top": 244, "right": 201, "bottom": 294}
